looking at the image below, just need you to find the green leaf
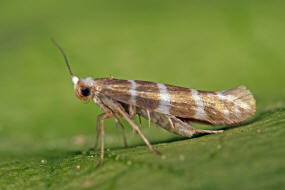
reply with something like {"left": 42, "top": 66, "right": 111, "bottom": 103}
{"left": 0, "top": 0, "right": 285, "bottom": 189}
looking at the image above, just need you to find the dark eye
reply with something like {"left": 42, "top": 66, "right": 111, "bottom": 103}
{"left": 81, "top": 88, "right": 90, "bottom": 97}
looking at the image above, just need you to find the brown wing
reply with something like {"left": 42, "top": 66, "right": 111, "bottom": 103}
{"left": 95, "top": 78, "right": 256, "bottom": 126}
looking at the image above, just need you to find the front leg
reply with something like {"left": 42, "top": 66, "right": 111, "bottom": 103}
{"left": 95, "top": 112, "right": 113, "bottom": 168}
{"left": 94, "top": 93, "right": 161, "bottom": 163}
{"left": 91, "top": 95, "right": 128, "bottom": 150}
{"left": 90, "top": 113, "right": 104, "bottom": 151}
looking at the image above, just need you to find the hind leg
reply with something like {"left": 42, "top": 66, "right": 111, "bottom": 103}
{"left": 174, "top": 117, "right": 224, "bottom": 135}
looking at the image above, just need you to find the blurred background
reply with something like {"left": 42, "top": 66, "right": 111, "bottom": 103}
{"left": 0, "top": 0, "right": 285, "bottom": 189}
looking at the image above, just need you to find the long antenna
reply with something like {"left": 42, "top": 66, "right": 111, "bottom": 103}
{"left": 51, "top": 39, "right": 73, "bottom": 76}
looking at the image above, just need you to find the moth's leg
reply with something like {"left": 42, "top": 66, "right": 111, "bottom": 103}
{"left": 167, "top": 116, "right": 175, "bottom": 129}
{"left": 138, "top": 114, "right": 142, "bottom": 128}
{"left": 113, "top": 115, "right": 128, "bottom": 148}
{"left": 116, "top": 106, "right": 161, "bottom": 155}
{"left": 95, "top": 94, "right": 160, "bottom": 155}
{"left": 146, "top": 109, "right": 151, "bottom": 128}
{"left": 183, "top": 120, "right": 224, "bottom": 134}
{"left": 128, "top": 105, "right": 136, "bottom": 120}
{"left": 96, "top": 112, "right": 113, "bottom": 168}
{"left": 129, "top": 105, "right": 138, "bottom": 135}
{"left": 190, "top": 127, "right": 224, "bottom": 134}
{"left": 90, "top": 114, "right": 102, "bottom": 151}
{"left": 175, "top": 117, "right": 224, "bottom": 134}
{"left": 195, "top": 127, "right": 224, "bottom": 134}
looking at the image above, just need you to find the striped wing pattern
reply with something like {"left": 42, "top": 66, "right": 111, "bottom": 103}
{"left": 95, "top": 78, "right": 256, "bottom": 126}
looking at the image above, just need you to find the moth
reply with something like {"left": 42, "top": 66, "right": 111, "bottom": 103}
{"left": 52, "top": 40, "right": 256, "bottom": 167}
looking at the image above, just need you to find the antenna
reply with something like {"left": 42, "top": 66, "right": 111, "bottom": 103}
{"left": 51, "top": 39, "right": 73, "bottom": 76}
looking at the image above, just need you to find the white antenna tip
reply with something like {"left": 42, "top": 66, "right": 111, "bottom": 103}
{"left": 72, "top": 76, "right": 79, "bottom": 84}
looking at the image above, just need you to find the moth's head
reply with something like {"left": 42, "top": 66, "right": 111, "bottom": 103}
{"left": 72, "top": 76, "right": 95, "bottom": 102}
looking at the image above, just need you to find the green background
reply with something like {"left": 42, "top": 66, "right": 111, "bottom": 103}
{"left": 0, "top": 0, "right": 285, "bottom": 189}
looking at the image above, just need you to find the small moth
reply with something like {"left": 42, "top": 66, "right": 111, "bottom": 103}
{"left": 52, "top": 40, "right": 256, "bottom": 167}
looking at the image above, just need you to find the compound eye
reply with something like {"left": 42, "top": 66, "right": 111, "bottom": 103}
{"left": 81, "top": 88, "right": 90, "bottom": 97}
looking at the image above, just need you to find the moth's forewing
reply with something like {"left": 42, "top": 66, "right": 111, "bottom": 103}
{"left": 95, "top": 78, "right": 256, "bottom": 126}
